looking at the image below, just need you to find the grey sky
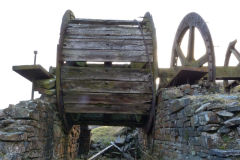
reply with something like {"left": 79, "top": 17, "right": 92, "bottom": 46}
{"left": 0, "top": 0, "right": 240, "bottom": 108}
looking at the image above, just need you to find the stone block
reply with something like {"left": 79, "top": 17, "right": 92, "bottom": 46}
{"left": 224, "top": 117, "right": 240, "bottom": 127}
{"left": 161, "top": 88, "right": 184, "bottom": 100}
{"left": 189, "top": 137, "right": 201, "bottom": 146}
{"left": 184, "top": 121, "right": 191, "bottom": 127}
{"left": 184, "top": 103, "right": 200, "bottom": 117}
{"left": 0, "top": 109, "right": 6, "bottom": 120}
{"left": 197, "top": 151, "right": 208, "bottom": 158}
{"left": 209, "top": 149, "right": 240, "bottom": 158}
{"left": 216, "top": 110, "right": 234, "bottom": 117}
{"left": 0, "top": 131, "right": 28, "bottom": 142}
{"left": 217, "top": 126, "right": 230, "bottom": 134}
{"left": 168, "top": 98, "right": 191, "bottom": 114}
{"left": 195, "top": 102, "right": 211, "bottom": 113}
{"left": 176, "top": 120, "right": 184, "bottom": 128}
{"left": 177, "top": 110, "right": 185, "bottom": 119}
{"left": 200, "top": 132, "right": 220, "bottom": 149}
{"left": 226, "top": 102, "right": 240, "bottom": 112}
{"left": 3, "top": 106, "right": 31, "bottom": 119}
{"left": 180, "top": 84, "right": 192, "bottom": 94}
{"left": 192, "top": 111, "right": 220, "bottom": 127}
{"left": 197, "top": 124, "right": 219, "bottom": 132}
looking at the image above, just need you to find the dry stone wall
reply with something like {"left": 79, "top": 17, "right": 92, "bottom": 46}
{"left": 140, "top": 84, "right": 240, "bottom": 160}
{"left": 0, "top": 96, "right": 80, "bottom": 160}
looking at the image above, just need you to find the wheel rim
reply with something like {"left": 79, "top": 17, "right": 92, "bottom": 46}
{"left": 171, "top": 12, "right": 216, "bottom": 82}
{"left": 223, "top": 40, "right": 239, "bottom": 90}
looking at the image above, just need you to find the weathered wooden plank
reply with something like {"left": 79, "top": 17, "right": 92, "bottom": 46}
{"left": 158, "top": 66, "right": 240, "bottom": 84}
{"left": 66, "top": 27, "right": 150, "bottom": 36}
{"left": 68, "top": 120, "right": 145, "bottom": 127}
{"left": 167, "top": 67, "right": 208, "bottom": 87}
{"left": 64, "top": 38, "right": 152, "bottom": 45}
{"left": 62, "top": 49, "right": 153, "bottom": 62}
{"left": 67, "top": 26, "right": 143, "bottom": 32}
{"left": 65, "top": 34, "right": 152, "bottom": 40}
{"left": 69, "top": 19, "right": 141, "bottom": 25}
{"left": 130, "top": 62, "right": 149, "bottom": 68}
{"left": 63, "top": 62, "right": 133, "bottom": 68}
{"left": 84, "top": 63, "right": 131, "bottom": 68}
{"left": 142, "top": 12, "right": 158, "bottom": 134}
{"left": 63, "top": 93, "right": 152, "bottom": 104}
{"left": 67, "top": 23, "right": 139, "bottom": 29}
{"left": 215, "top": 66, "right": 240, "bottom": 80}
{"left": 64, "top": 104, "right": 150, "bottom": 114}
{"left": 63, "top": 40, "right": 153, "bottom": 51}
{"left": 62, "top": 80, "right": 152, "bottom": 94}
{"left": 61, "top": 66, "right": 150, "bottom": 81}
{"left": 68, "top": 113, "right": 147, "bottom": 127}
{"left": 12, "top": 65, "right": 53, "bottom": 82}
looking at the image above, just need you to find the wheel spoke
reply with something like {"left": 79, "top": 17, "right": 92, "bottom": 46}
{"left": 196, "top": 53, "right": 208, "bottom": 67}
{"left": 231, "top": 48, "right": 240, "bottom": 62}
{"left": 187, "top": 26, "right": 195, "bottom": 61}
{"left": 176, "top": 45, "right": 186, "bottom": 65}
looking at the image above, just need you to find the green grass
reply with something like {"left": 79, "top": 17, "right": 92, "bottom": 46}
{"left": 91, "top": 126, "right": 124, "bottom": 146}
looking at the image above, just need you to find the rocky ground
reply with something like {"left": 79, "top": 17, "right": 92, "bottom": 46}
{"left": 139, "top": 83, "right": 240, "bottom": 160}
{"left": 1, "top": 82, "right": 240, "bottom": 160}
{"left": 77, "top": 126, "right": 141, "bottom": 160}
{"left": 0, "top": 97, "right": 80, "bottom": 160}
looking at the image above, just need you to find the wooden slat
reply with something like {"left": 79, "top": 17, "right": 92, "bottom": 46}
{"left": 61, "top": 66, "right": 150, "bottom": 81}
{"left": 63, "top": 40, "right": 152, "bottom": 51}
{"left": 62, "top": 49, "right": 153, "bottom": 62}
{"left": 64, "top": 104, "right": 150, "bottom": 114}
{"left": 67, "top": 23, "right": 139, "bottom": 29}
{"left": 159, "top": 66, "right": 240, "bottom": 84}
{"left": 68, "top": 120, "right": 145, "bottom": 127}
{"left": 167, "top": 67, "right": 208, "bottom": 87}
{"left": 68, "top": 113, "right": 147, "bottom": 127}
{"left": 66, "top": 27, "right": 150, "bottom": 36}
{"left": 65, "top": 34, "right": 152, "bottom": 40}
{"left": 215, "top": 66, "right": 240, "bottom": 80}
{"left": 63, "top": 93, "right": 152, "bottom": 104}
{"left": 12, "top": 65, "right": 53, "bottom": 82}
{"left": 64, "top": 38, "right": 152, "bottom": 45}
{"left": 69, "top": 19, "right": 141, "bottom": 25}
{"left": 62, "top": 80, "right": 152, "bottom": 94}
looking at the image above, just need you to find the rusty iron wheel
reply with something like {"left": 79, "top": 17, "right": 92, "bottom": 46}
{"left": 223, "top": 40, "right": 240, "bottom": 91}
{"left": 171, "top": 12, "right": 216, "bottom": 82}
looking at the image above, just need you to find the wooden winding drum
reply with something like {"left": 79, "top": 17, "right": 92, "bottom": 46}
{"left": 56, "top": 10, "right": 158, "bottom": 131}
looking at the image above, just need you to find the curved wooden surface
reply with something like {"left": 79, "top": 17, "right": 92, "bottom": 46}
{"left": 224, "top": 40, "right": 240, "bottom": 91}
{"left": 56, "top": 10, "right": 76, "bottom": 132}
{"left": 142, "top": 12, "right": 159, "bottom": 133}
{"left": 56, "top": 10, "right": 156, "bottom": 129}
{"left": 171, "top": 12, "right": 216, "bottom": 82}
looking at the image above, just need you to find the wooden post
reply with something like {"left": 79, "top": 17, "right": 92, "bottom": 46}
{"left": 78, "top": 125, "right": 91, "bottom": 157}
{"left": 31, "top": 51, "right": 37, "bottom": 100}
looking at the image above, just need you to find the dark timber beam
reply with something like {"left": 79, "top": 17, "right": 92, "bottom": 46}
{"left": 159, "top": 66, "right": 240, "bottom": 86}
{"left": 12, "top": 65, "right": 53, "bottom": 82}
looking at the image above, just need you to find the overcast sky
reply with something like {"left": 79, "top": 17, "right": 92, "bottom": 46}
{"left": 0, "top": 0, "right": 240, "bottom": 109}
